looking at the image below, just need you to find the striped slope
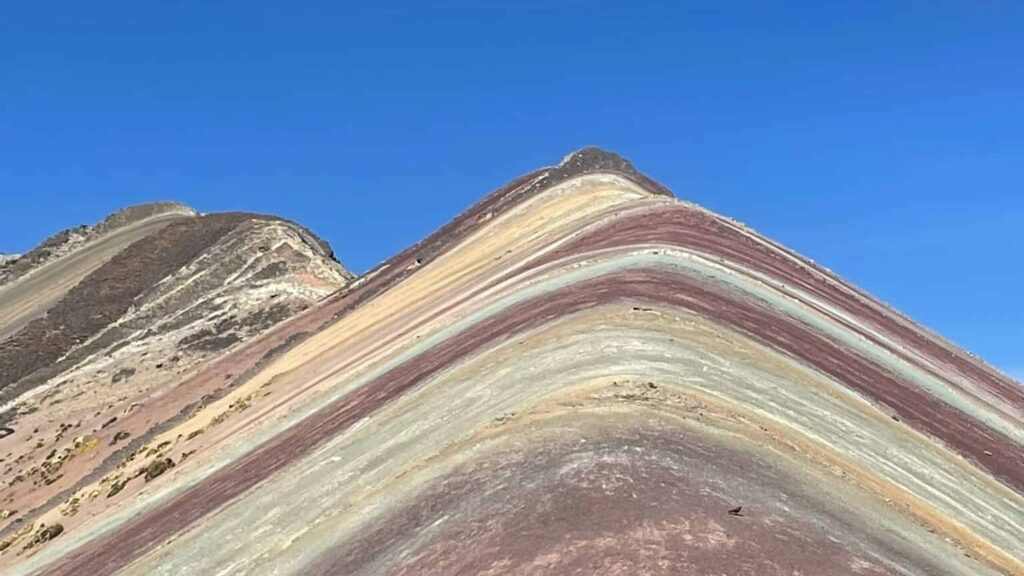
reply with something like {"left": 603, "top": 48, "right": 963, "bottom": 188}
{"left": 8, "top": 148, "right": 1022, "bottom": 576}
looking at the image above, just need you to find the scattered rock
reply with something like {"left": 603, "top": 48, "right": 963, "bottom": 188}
{"left": 60, "top": 497, "right": 81, "bottom": 517}
{"left": 493, "top": 412, "right": 517, "bottom": 424}
{"left": 144, "top": 458, "right": 175, "bottom": 482}
{"left": 110, "top": 430, "right": 131, "bottom": 445}
{"left": 106, "top": 477, "right": 129, "bottom": 498}
{"left": 145, "top": 440, "right": 172, "bottom": 457}
{"left": 23, "top": 523, "right": 63, "bottom": 550}
{"left": 110, "top": 367, "right": 136, "bottom": 384}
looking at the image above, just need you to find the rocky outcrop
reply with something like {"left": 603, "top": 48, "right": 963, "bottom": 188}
{"left": 2, "top": 151, "right": 1021, "bottom": 576}
{"left": 0, "top": 204, "right": 351, "bottom": 558}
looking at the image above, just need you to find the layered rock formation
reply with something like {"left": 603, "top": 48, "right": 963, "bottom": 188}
{"left": 0, "top": 203, "right": 197, "bottom": 343}
{"left": 1, "top": 150, "right": 1021, "bottom": 575}
{"left": 0, "top": 205, "right": 352, "bottom": 559}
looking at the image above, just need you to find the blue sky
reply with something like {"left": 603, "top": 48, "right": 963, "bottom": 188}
{"left": 1, "top": 3, "right": 1020, "bottom": 377}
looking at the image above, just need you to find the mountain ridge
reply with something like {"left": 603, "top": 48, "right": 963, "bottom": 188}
{"left": 1, "top": 150, "right": 1021, "bottom": 575}
{"left": 0, "top": 204, "right": 352, "bottom": 557}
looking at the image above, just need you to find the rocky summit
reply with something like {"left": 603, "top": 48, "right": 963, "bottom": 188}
{"left": 1, "top": 150, "right": 1021, "bottom": 576}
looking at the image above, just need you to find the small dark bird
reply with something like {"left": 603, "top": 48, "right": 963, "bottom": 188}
{"left": 727, "top": 506, "right": 744, "bottom": 516}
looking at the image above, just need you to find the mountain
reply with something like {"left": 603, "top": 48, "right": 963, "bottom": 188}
{"left": 0, "top": 203, "right": 352, "bottom": 562}
{"left": 2, "top": 149, "right": 1021, "bottom": 576}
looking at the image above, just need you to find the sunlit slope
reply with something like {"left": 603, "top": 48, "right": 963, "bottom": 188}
{"left": 0, "top": 203, "right": 196, "bottom": 342}
{"left": 14, "top": 149, "right": 1023, "bottom": 576}
{"left": 0, "top": 207, "right": 352, "bottom": 566}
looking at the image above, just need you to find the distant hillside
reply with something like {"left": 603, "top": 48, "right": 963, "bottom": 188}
{"left": 0, "top": 202, "right": 352, "bottom": 565}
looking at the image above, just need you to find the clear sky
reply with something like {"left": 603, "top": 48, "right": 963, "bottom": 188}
{"left": 1, "top": 3, "right": 1021, "bottom": 378}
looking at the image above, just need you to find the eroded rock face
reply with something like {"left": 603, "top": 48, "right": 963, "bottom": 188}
{"left": 0, "top": 204, "right": 351, "bottom": 555}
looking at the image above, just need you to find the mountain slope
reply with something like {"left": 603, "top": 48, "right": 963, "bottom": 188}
{"left": 3, "top": 150, "right": 1022, "bottom": 575}
{"left": 0, "top": 205, "right": 352, "bottom": 559}
{"left": 0, "top": 203, "right": 196, "bottom": 343}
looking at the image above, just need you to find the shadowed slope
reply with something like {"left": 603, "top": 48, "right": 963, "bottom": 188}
{"left": 5, "top": 149, "right": 1022, "bottom": 576}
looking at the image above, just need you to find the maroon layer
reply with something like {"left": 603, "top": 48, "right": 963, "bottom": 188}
{"left": 542, "top": 205, "right": 1022, "bottom": 412}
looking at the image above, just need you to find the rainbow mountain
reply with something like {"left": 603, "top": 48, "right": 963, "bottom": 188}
{"left": 1, "top": 148, "right": 1021, "bottom": 575}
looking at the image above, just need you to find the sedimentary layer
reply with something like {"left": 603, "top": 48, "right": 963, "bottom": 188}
{"left": 0, "top": 205, "right": 352, "bottom": 557}
{"left": 2, "top": 149, "right": 1021, "bottom": 575}
{"left": 0, "top": 203, "right": 196, "bottom": 343}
